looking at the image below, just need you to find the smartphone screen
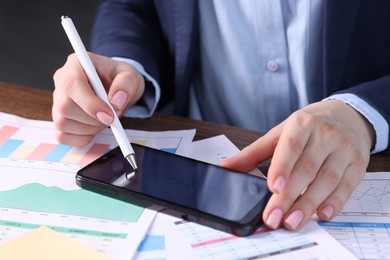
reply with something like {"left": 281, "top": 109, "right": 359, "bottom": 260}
{"left": 76, "top": 144, "right": 271, "bottom": 236}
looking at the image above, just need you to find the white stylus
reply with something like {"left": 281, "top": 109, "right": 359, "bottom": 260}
{"left": 61, "top": 15, "right": 137, "bottom": 172}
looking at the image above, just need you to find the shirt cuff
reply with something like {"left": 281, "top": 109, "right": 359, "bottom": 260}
{"left": 324, "top": 93, "right": 389, "bottom": 154}
{"left": 112, "top": 57, "right": 161, "bottom": 118}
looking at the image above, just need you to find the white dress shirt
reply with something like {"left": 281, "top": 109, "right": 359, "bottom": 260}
{"left": 121, "top": 0, "right": 388, "bottom": 153}
{"left": 190, "top": 0, "right": 323, "bottom": 130}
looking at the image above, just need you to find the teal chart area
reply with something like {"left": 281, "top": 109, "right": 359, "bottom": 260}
{"left": 0, "top": 112, "right": 196, "bottom": 258}
{"left": 0, "top": 183, "right": 148, "bottom": 222}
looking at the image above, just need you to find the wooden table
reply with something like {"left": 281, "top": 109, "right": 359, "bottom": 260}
{"left": 1, "top": 81, "right": 389, "bottom": 172}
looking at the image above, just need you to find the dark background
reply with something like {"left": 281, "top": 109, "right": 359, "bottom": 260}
{"left": 0, "top": 0, "right": 100, "bottom": 90}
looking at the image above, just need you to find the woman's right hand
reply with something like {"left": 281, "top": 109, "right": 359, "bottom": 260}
{"left": 52, "top": 53, "right": 145, "bottom": 147}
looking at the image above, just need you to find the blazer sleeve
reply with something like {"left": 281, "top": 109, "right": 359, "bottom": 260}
{"left": 335, "top": 76, "right": 390, "bottom": 154}
{"left": 90, "top": 0, "right": 167, "bottom": 85}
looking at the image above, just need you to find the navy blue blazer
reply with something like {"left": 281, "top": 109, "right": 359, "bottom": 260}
{"left": 91, "top": 0, "right": 390, "bottom": 153}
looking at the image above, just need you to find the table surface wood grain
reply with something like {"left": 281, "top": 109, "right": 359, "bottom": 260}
{"left": 1, "top": 81, "right": 389, "bottom": 172}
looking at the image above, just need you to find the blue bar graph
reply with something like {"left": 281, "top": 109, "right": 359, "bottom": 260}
{"left": 0, "top": 139, "right": 24, "bottom": 158}
{"left": 137, "top": 235, "right": 165, "bottom": 251}
{"left": 44, "top": 144, "right": 73, "bottom": 162}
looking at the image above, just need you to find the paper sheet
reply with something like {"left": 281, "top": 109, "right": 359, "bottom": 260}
{"left": 2, "top": 111, "right": 381, "bottom": 259}
{"left": 179, "top": 134, "right": 265, "bottom": 177}
{"left": 0, "top": 226, "right": 110, "bottom": 260}
{"left": 135, "top": 135, "right": 357, "bottom": 260}
{"left": 318, "top": 171, "right": 390, "bottom": 259}
{"left": 135, "top": 208, "right": 357, "bottom": 260}
{"left": 0, "top": 112, "right": 196, "bottom": 259}
{"left": 177, "top": 134, "right": 240, "bottom": 164}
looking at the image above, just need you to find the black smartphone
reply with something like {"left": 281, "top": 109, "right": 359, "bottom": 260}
{"left": 76, "top": 144, "right": 272, "bottom": 237}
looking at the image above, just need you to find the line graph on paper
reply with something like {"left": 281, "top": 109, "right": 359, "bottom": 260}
{"left": 338, "top": 177, "right": 390, "bottom": 217}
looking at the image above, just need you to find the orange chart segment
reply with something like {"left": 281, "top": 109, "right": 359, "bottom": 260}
{"left": 0, "top": 126, "right": 19, "bottom": 146}
{"left": 26, "top": 143, "right": 57, "bottom": 161}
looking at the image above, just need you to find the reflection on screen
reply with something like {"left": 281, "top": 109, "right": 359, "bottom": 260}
{"left": 80, "top": 145, "right": 270, "bottom": 224}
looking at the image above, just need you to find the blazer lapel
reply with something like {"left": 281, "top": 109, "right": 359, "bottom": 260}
{"left": 171, "top": 0, "right": 198, "bottom": 114}
{"left": 323, "top": 0, "right": 361, "bottom": 95}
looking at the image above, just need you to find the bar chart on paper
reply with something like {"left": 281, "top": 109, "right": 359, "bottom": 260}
{"left": 0, "top": 124, "right": 108, "bottom": 166}
{"left": 0, "top": 118, "right": 190, "bottom": 167}
{"left": 0, "top": 112, "right": 195, "bottom": 259}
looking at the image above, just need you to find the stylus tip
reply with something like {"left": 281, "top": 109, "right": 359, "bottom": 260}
{"left": 126, "top": 154, "right": 138, "bottom": 171}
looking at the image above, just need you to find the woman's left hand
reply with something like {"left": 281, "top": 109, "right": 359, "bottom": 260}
{"left": 220, "top": 100, "right": 375, "bottom": 231}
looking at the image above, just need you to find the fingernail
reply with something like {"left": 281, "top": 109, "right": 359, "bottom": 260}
{"left": 321, "top": 205, "right": 334, "bottom": 220}
{"left": 111, "top": 90, "right": 128, "bottom": 111}
{"left": 96, "top": 111, "right": 113, "bottom": 125}
{"left": 285, "top": 210, "right": 304, "bottom": 230}
{"left": 266, "top": 208, "right": 283, "bottom": 229}
{"left": 273, "top": 176, "right": 285, "bottom": 194}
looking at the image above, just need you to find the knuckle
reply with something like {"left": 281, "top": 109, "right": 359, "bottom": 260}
{"left": 124, "top": 68, "right": 144, "bottom": 89}
{"left": 331, "top": 196, "right": 345, "bottom": 210}
{"left": 55, "top": 131, "right": 91, "bottom": 148}
{"left": 54, "top": 55, "right": 82, "bottom": 89}
{"left": 67, "top": 53, "right": 79, "bottom": 63}
{"left": 294, "top": 110, "right": 317, "bottom": 127}
{"left": 301, "top": 160, "right": 317, "bottom": 180}
{"left": 286, "top": 136, "right": 304, "bottom": 151}
{"left": 319, "top": 122, "right": 340, "bottom": 141}
{"left": 52, "top": 115, "right": 68, "bottom": 132}
{"left": 278, "top": 192, "right": 296, "bottom": 207}
{"left": 339, "top": 136, "right": 354, "bottom": 152}
{"left": 53, "top": 67, "right": 62, "bottom": 82}
{"left": 54, "top": 130, "right": 68, "bottom": 145}
{"left": 339, "top": 179, "right": 356, "bottom": 196}
{"left": 353, "top": 152, "right": 369, "bottom": 171}
{"left": 300, "top": 196, "right": 317, "bottom": 211}
{"left": 322, "top": 169, "right": 340, "bottom": 186}
{"left": 55, "top": 98, "right": 73, "bottom": 118}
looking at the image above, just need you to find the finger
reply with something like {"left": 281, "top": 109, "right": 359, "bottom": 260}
{"left": 108, "top": 67, "right": 145, "bottom": 113}
{"left": 54, "top": 129, "right": 95, "bottom": 147}
{"left": 264, "top": 123, "right": 353, "bottom": 231}
{"left": 53, "top": 55, "right": 114, "bottom": 126}
{"left": 266, "top": 117, "right": 311, "bottom": 194}
{"left": 52, "top": 90, "right": 102, "bottom": 127}
{"left": 66, "top": 77, "right": 114, "bottom": 125}
{"left": 316, "top": 163, "right": 365, "bottom": 221}
{"left": 52, "top": 115, "right": 105, "bottom": 136}
{"left": 91, "top": 54, "right": 145, "bottom": 110}
{"left": 281, "top": 151, "right": 350, "bottom": 230}
{"left": 219, "top": 123, "right": 283, "bottom": 172}
{"left": 275, "top": 123, "right": 341, "bottom": 200}
{"left": 262, "top": 118, "right": 333, "bottom": 230}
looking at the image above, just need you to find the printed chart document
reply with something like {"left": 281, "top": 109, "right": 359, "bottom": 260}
{"left": 134, "top": 135, "right": 357, "bottom": 260}
{"left": 0, "top": 112, "right": 195, "bottom": 259}
{"left": 1, "top": 112, "right": 372, "bottom": 259}
{"left": 318, "top": 171, "right": 390, "bottom": 259}
{"left": 134, "top": 207, "right": 357, "bottom": 260}
{"left": 179, "top": 134, "right": 265, "bottom": 177}
{"left": 178, "top": 134, "right": 240, "bottom": 164}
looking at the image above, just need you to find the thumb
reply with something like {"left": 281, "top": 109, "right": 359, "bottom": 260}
{"left": 108, "top": 67, "right": 145, "bottom": 115}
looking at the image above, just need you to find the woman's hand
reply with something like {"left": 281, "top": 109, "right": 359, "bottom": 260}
{"left": 52, "top": 53, "right": 144, "bottom": 147}
{"left": 220, "top": 100, "right": 375, "bottom": 231}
